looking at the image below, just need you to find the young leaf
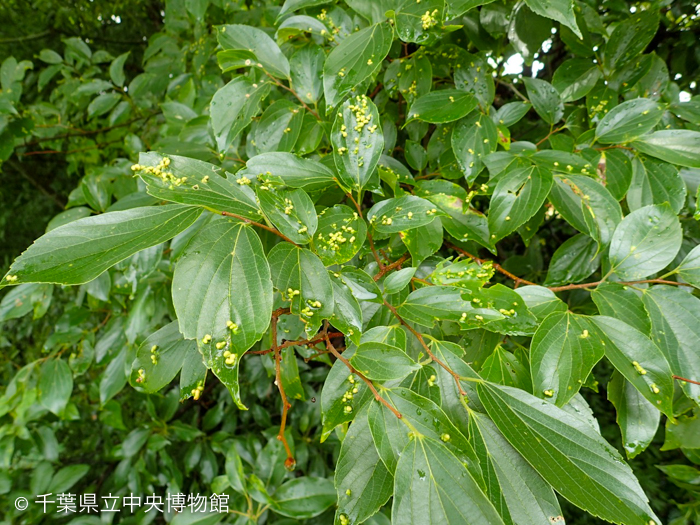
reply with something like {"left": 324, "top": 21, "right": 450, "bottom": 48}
{"left": 323, "top": 22, "right": 393, "bottom": 109}
{"left": 392, "top": 436, "right": 504, "bottom": 525}
{"left": 332, "top": 94, "right": 384, "bottom": 192}
{"left": 383, "top": 267, "right": 416, "bottom": 295}
{"left": 530, "top": 312, "right": 604, "bottom": 406}
{"left": 406, "top": 89, "right": 478, "bottom": 124}
{"left": 675, "top": 244, "right": 700, "bottom": 288}
{"left": 608, "top": 203, "right": 682, "bottom": 280}
{"left": 478, "top": 382, "right": 661, "bottom": 525}
{"left": 2, "top": 205, "right": 201, "bottom": 287}
{"left": 592, "top": 315, "right": 674, "bottom": 416}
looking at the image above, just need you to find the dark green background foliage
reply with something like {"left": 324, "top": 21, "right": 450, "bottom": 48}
{"left": 1, "top": 0, "right": 700, "bottom": 524}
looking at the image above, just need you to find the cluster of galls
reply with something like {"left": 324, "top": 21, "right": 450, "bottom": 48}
{"left": 200, "top": 321, "right": 240, "bottom": 365}
{"left": 150, "top": 344, "right": 159, "bottom": 365}
{"left": 191, "top": 380, "right": 204, "bottom": 400}
{"left": 342, "top": 374, "right": 359, "bottom": 414}
{"left": 316, "top": 215, "right": 358, "bottom": 252}
{"left": 131, "top": 157, "right": 187, "bottom": 189}
{"left": 420, "top": 8, "right": 440, "bottom": 30}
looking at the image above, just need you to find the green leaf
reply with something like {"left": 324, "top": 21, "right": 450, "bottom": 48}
{"left": 494, "top": 101, "right": 531, "bottom": 127}
{"left": 268, "top": 243, "right": 334, "bottom": 336}
{"left": 349, "top": 342, "right": 420, "bottom": 381}
{"left": 313, "top": 205, "right": 367, "bottom": 265}
{"left": 253, "top": 100, "right": 304, "bottom": 153}
{"left": 129, "top": 321, "right": 197, "bottom": 393}
{"left": 383, "top": 268, "right": 416, "bottom": 294}
{"left": 406, "top": 90, "right": 477, "bottom": 124}
{"left": 0, "top": 283, "right": 53, "bottom": 322}
{"left": 523, "top": 78, "right": 564, "bottom": 125}
{"left": 400, "top": 218, "right": 443, "bottom": 267}
{"left": 632, "top": 130, "right": 700, "bottom": 168}
{"left": 603, "top": 11, "right": 659, "bottom": 72}
{"left": 279, "top": 0, "right": 332, "bottom": 18}
{"left": 608, "top": 203, "right": 682, "bottom": 280}
{"left": 452, "top": 112, "right": 498, "bottom": 182}
{"left": 595, "top": 98, "right": 664, "bottom": 144}
{"left": 330, "top": 275, "right": 363, "bottom": 344}
{"left": 477, "top": 382, "right": 660, "bottom": 525}
{"left": 109, "top": 51, "right": 129, "bottom": 87}
{"left": 339, "top": 267, "right": 383, "bottom": 304}
{"left": 396, "top": 285, "right": 473, "bottom": 327}
{"left": 591, "top": 283, "right": 651, "bottom": 335}
{"left": 627, "top": 157, "right": 686, "bottom": 215}
{"left": 481, "top": 346, "right": 532, "bottom": 391}
{"left": 367, "top": 195, "right": 441, "bottom": 234}
{"left": 544, "top": 233, "right": 600, "bottom": 286}
{"left": 48, "top": 464, "right": 90, "bottom": 493}
{"left": 332, "top": 94, "right": 384, "bottom": 192}
{"left": 217, "top": 24, "right": 290, "bottom": 79}
{"left": 607, "top": 370, "right": 660, "bottom": 459}
{"left": 552, "top": 58, "right": 600, "bottom": 102}
{"left": 87, "top": 93, "right": 121, "bottom": 119}
{"left": 548, "top": 174, "right": 622, "bottom": 247}
{"left": 394, "top": 0, "right": 444, "bottom": 44}
{"left": 530, "top": 312, "right": 604, "bottom": 406}
{"left": 320, "top": 346, "right": 373, "bottom": 438}
{"left": 604, "top": 149, "right": 633, "bottom": 201}
{"left": 524, "top": 0, "right": 581, "bottom": 38}
{"left": 39, "top": 49, "right": 63, "bottom": 64}
{"left": 210, "top": 77, "right": 270, "bottom": 153}
{"left": 454, "top": 52, "right": 495, "bottom": 109}
{"left": 172, "top": 220, "right": 273, "bottom": 407}
{"left": 642, "top": 286, "right": 700, "bottom": 404}
{"left": 271, "top": 477, "right": 336, "bottom": 519}
{"left": 138, "top": 153, "right": 261, "bottom": 219}
{"left": 290, "top": 44, "right": 325, "bottom": 104}
{"left": 392, "top": 436, "right": 504, "bottom": 525}
{"left": 2, "top": 205, "right": 201, "bottom": 287}
{"left": 39, "top": 359, "right": 73, "bottom": 415}
{"left": 323, "top": 22, "right": 393, "bottom": 109}
{"left": 488, "top": 166, "right": 553, "bottom": 241}
{"left": 514, "top": 285, "right": 567, "bottom": 321}
{"left": 258, "top": 187, "right": 317, "bottom": 244}
{"left": 662, "top": 411, "right": 700, "bottom": 450}
{"left": 245, "top": 152, "right": 337, "bottom": 191}
{"left": 675, "top": 244, "right": 700, "bottom": 288}
{"left": 592, "top": 315, "right": 673, "bottom": 416}
{"left": 469, "top": 412, "right": 563, "bottom": 525}
{"left": 335, "top": 412, "right": 393, "bottom": 524}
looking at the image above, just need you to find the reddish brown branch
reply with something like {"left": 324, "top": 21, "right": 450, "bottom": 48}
{"left": 271, "top": 311, "right": 295, "bottom": 470}
{"left": 548, "top": 279, "right": 695, "bottom": 292}
{"left": 673, "top": 375, "right": 700, "bottom": 386}
{"left": 248, "top": 331, "right": 344, "bottom": 355}
{"left": 374, "top": 253, "right": 410, "bottom": 281}
{"left": 323, "top": 323, "right": 402, "bottom": 419}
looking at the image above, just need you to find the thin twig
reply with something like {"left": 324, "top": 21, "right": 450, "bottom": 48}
{"left": 673, "top": 375, "right": 700, "bottom": 386}
{"left": 373, "top": 253, "right": 409, "bottom": 281}
{"left": 345, "top": 192, "right": 385, "bottom": 269}
{"left": 248, "top": 332, "right": 344, "bottom": 355}
{"left": 548, "top": 279, "right": 695, "bottom": 292}
{"left": 272, "top": 312, "right": 295, "bottom": 470}
{"left": 221, "top": 211, "right": 299, "bottom": 246}
{"left": 264, "top": 72, "right": 321, "bottom": 120}
{"left": 323, "top": 323, "right": 402, "bottom": 419}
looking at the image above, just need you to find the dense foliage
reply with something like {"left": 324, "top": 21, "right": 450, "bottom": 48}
{"left": 2, "top": 0, "right": 700, "bottom": 524}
